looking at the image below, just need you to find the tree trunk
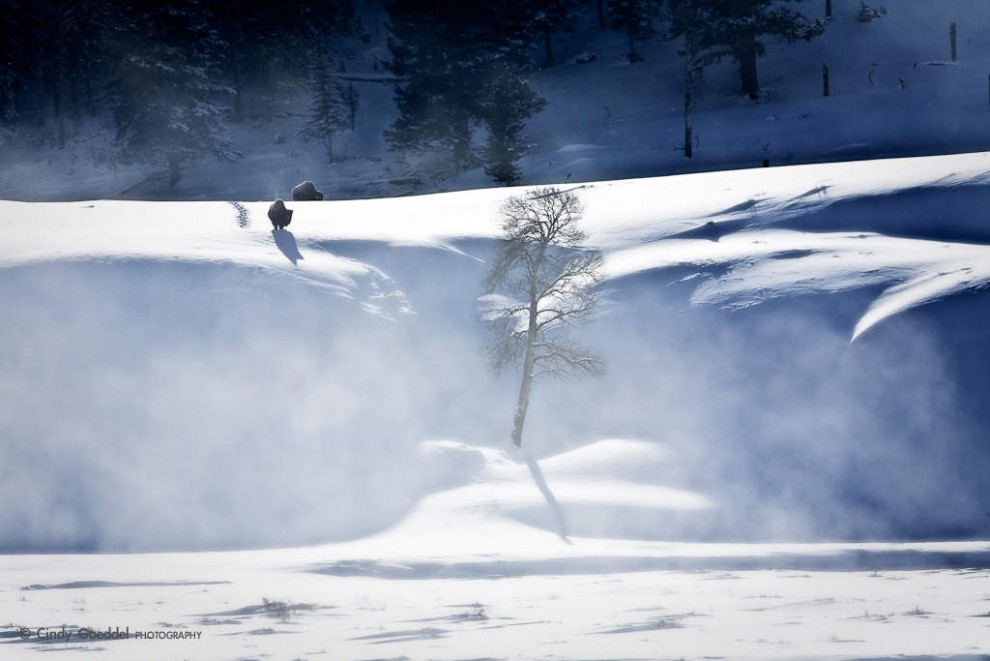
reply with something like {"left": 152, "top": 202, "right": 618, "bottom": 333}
{"left": 347, "top": 84, "right": 358, "bottom": 129}
{"left": 732, "top": 0, "right": 760, "bottom": 98}
{"left": 452, "top": 112, "right": 471, "bottom": 174}
{"left": 512, "top": 291, "right": 541, "bottom": 447}
{"left": 168, "top": 152, "right": 181, "bottom": 186}
{"left": 51, "top": 14, "right": 66, "bottom": 149}
{"left": 325, "top": 132, "right": 334, "bottom": 163}
{"left": 597, "top": 0, "right": 606, "bottom": 28}
{"left": 543, "top": 25, "right": 554, "bottom": 66}
{"left": 737, "top": 45, "right": 759, "bottom": 98}
{"left": 511, "top": 338, "right": 536, "bottom": 447}
{"left": 825, "top": 0, "right": 831, "bottom": 19}
{"left": 684, "top": 55, "right": 694, "bottom": 158}
{"left": 231, "top": 64, "right": 244, "bottom": 123}
{"left": 627, "top": 27, "right": 638, "bottom": 62}
{"left": 512, "top": 267, "right": 569, "bottom": 540}
{"left": 53, "top": 82, "right": 65, "bottom": 149}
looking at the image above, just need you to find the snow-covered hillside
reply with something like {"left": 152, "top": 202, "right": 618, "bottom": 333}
{"left": 4, "top": 149, "right": 990, "bottom": 657}
{"left": 3, "top": 150, "right": 990, "bottom": 552}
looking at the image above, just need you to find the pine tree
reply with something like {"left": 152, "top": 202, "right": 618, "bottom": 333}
{"left": 386, "top": 1, "right": 485, "bottom": 173}
{"left": 211, "top": 0, "right": 270, "bottom": 123}
{"left": 213, "top": 0, "right": 355, "bottom": 123}
{"left": 1, "top": 0, "right": 105, "bottom": 145}
{"left": 39, "top": 2, "right": 89, "bottom": 148}
{"left": 385, "top": 0, "right": 542, "bottom": 179}
{"left": 608, "top": 0, "right": 661, "bottom": 62}
{"left": 294, "top": 0, "right": 356, "bottom": 165}
{"left": 106, "top": 0, "right": 234, "bottom": 185}
{"left": 301, "top": 61, "right": 350, "bottom": 163}
{"left": 668, "top": 0, "right": 708, "bottom": 157}
{"left": 0, "top": 0, "right": 21, "bottom": 136}
{"left": 480, "top": 64, "right": 547, "bottom": 185}
{"left": 668, "top": 0, "right": 824, "bottom": 99}
{"left": 530, "top": 0, "right": 581, "bottom": 66}
{"left": 343, "top": 82, "right": 359, "bottom": 130}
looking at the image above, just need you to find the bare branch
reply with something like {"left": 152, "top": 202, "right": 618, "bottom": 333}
{"left": 532, "top": 340, "right": 606, "bottom": 380}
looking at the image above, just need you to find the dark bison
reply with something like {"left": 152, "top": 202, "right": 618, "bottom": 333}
{"left": 291, "top": 180, "right": 324, "bottom": 201}
{"left": 268, "top": 199, "right": 293, "bottom": 230}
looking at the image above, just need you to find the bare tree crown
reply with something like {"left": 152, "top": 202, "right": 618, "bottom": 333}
{"left": 485, "top": 187, "right": 589, "bottom": 294}
{"left": 483, "top": 186, "right": 604, "bottom": 380}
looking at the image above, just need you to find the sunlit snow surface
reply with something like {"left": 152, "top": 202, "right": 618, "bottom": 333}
{"left": 4, "top": 154, "right": 990, "bottom": 659}
{"left": 5, "top": 152, "right": 990, "bottom": 337}
{"left": 1, "top": 441, "right": 989, "bottom": 661}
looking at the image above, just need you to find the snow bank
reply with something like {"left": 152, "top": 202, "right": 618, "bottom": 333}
{"left": 2, "top": 153, "right": 990, "bottom": 551}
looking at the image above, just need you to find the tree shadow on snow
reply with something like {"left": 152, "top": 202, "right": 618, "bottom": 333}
{"left": 272, "top": 229, "right": 303, "bottom": 265}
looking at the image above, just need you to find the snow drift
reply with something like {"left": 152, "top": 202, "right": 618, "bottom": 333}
{"left": 2, "top": 152, "right": 990, "bottom": 551}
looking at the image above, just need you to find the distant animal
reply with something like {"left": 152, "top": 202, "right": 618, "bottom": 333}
{"left": 291, "top": 180, "right": 324, "bottom": 201}
{"left": 268, "top": 199, "right": 293, "bottom": 230}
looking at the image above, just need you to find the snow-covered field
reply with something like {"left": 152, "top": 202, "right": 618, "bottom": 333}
{"left": 3, "top": 536, "right": 990, "bottom": 660}
{"left": 3, "top": 151, "right": 990, "bottom": 659}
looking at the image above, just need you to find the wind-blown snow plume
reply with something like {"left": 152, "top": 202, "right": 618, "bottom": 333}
{"left": 2, "top": 153, "right": 990, "bottom": 550}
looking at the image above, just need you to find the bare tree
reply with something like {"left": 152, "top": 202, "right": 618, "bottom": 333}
{"left": 482, "top": 186, "right": 605, "bottom": 449}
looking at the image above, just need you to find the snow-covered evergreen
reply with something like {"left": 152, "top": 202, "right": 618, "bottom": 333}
{"left": 479, "top": 64, "right": 547, "bottom": 185}
{"left": 301, "top": 61, "right": 352, "bottom": 163}
{"left": 2, "top": 1, "right": 989, "bottom": 198}
{"left": 0, "top": 0, "right": 19, "bottom": 139}
{"left": 385, "top": 0, "right": 542, "bottom": 179}
{"left": 607, "top": 0, "right": 662, "bottom": 62}
{"left": 107, "top": 0, "right": 234, "bottom": 185}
